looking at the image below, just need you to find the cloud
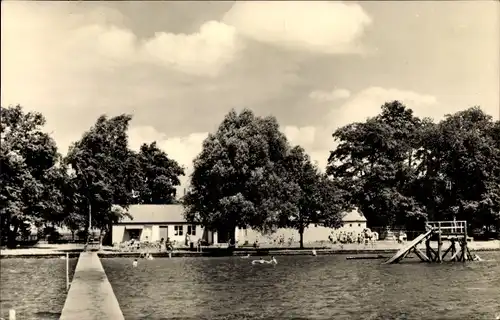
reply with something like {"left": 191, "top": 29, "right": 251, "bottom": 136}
{"left": 327, "top": 86, "right": 439, "bottom": 128}
{"left": 140, "top": 21, "right": 242, "bottom": 77}
{"left": 0, "top": 2, "right": 248, "bottom": 153}
{"left": 309, "top": 88, "right": 351, "bottom": 102}
{"left": 223, "top": 1, "right": 372, "bottom": 54}
{"left": 283, "top": 126, "right": 316, "bottom": 148}
{"left": 1, "top": 2, "right": 240, "bottom": 86}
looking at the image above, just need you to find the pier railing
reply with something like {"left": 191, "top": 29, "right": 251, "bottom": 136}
{"left": 425, "top": 220, "right": 467, "bottom": 235}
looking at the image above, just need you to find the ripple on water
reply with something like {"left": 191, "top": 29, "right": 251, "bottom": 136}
{"left": 0, "top": 258, "right": 78, "bottom": 320}
{"left": 101, "top": 253, "right": 500, "bottom": 320}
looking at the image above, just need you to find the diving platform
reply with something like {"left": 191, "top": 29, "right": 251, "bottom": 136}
{"left": 385, "top": 220, "right": 478, "bottom": 264}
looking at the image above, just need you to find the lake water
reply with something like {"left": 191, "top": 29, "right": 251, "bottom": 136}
{"left": 102, "top": 252, "right": 500, "bottom": 320}
{"left": 0, "top": 257, "right": 78, "bottom": 319}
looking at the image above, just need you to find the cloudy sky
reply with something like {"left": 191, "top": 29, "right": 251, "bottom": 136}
{"left": 2, "top": 1, "right": 499, "bottom": 194}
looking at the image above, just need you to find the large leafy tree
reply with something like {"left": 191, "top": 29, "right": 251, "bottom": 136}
{"left": 416, "top": 107, "right": 500, "bottom": 231}
{"left": 183, "top": 109, "right": 302, "bottom": 243}
{"left": 280, "top": 146, "right": 344, "bottom": 248}
{"left": 134, "top": 142, "right": 185, "bottom": 204}
{"left": 327, "top": 101, "right": 427, "bottom": 230}
{"left": 63, "top": 115, "right": 185, "bottom": 243}
{"left": 0, "top": 105, "right": 62, "bottom": 247}
{"left": 64, "top": 115, "right": 142, "bottom": 241}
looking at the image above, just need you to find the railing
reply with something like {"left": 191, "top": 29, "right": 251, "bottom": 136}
{"left": 426, "top": 220, "right": 467, "bottom": 235}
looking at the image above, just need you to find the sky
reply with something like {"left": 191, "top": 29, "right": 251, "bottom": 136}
{"left": 2, "top": 1, "right": 499, "bottom": 195}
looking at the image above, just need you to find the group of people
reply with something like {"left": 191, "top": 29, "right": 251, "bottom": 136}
{"left": 328, "top": 229, "right": 379, "bottom": 245}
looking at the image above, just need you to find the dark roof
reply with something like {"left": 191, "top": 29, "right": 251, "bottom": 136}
{"left": 120, "top": 204, "right": 186, "bottom": 224}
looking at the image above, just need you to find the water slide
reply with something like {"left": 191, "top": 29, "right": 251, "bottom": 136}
{"left": 385, "top": 229, "right": 433, "bottom": 264}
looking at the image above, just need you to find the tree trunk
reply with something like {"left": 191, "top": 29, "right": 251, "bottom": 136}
{"left": 231, "top": 227, "right": 236, "bottom": 246}
{"left": 102, "top": 223, "right": 113, "bottom": 246}
{"left": 7, "top": 220, "right": 19, "bottom": 249}
{"left": 1, "top": 215, "right": 10, "bottom": 247}
{"left": 299, "top": 225, "right": 304, "bottom": 249}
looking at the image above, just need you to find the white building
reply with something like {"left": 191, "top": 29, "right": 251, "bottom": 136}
{"left": 111, "top": 204, "right": 217, "bottom": 245}
{"left": 337, "top": 210, "right": 367, "bottom": 233}
{"left": 235, "top": 209, "right": 368, "bottom": 246}
{"left": 112, "top": 205, "right": 369, "bottom": 246}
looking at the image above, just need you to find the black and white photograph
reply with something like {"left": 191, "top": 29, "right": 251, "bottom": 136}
{"left": 1, "top": 1, "right": 499, "bottom": 319}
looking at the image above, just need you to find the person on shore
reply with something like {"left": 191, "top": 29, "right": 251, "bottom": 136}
{"left": 133, "top": 259, "right": 138, "bottom": 267}
{"left": 160, "top": 237, "right": 165, "bottom": 251}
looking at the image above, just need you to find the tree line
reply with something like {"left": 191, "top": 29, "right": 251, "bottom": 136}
{"left": 1, "top": 102, "right": 499, "bottom": 248}
{"left": 1, "top": 106, "right": 184, "bottom": 247}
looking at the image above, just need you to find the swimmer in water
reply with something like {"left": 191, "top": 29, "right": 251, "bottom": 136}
{"left": 251, "top": 257, "right": 266, "bottom": 265}
{"left": 133, "top": 259, "right": 138, "bottom": 267}
{"left": 270, "top": 256, "right": 277, "bottom": 264}
{"left": 241, "top": 254, "right": 251, "bottom": 259}
{"left": 312, "top": 249, "right": 317, "bottom": 256}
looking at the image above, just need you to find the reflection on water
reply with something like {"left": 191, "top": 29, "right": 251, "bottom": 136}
{"left": 103, "top": 252, "right": 500, "bottom": 320}
{"left": 0, "top": 258, "right": 78, "bottom": 320}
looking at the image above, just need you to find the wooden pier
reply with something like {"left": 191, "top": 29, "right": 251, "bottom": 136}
{"left": 385, "top": 220, "right": 477, "bottom": 264}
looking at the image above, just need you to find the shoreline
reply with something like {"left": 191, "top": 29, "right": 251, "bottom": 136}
{"left": 1, "top": 240, "right": 499, "bottom": 258}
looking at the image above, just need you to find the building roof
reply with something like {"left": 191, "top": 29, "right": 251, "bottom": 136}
{"left": 117, "top": 205, "right": 366, "bottom": 224}
{"left": 119, "top": 204, "right": 187, "bottom": 224}
{"left": 342, "top": 210, "right": 367, "bottom": 222}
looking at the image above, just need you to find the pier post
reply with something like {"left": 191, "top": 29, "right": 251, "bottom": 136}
{"left": 462, "top": 223, "right": 468, "bottom": 262}
{"left": 425, "top": 238, "right": 432, "bottom": 262}
{"left": 450, "top": 239, "right": 456, "bottom": 262}
{"left": 437, "top": 223, "right": 442, "bottom": 263}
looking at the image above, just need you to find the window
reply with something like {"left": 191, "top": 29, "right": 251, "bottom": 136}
{"left": 174, "top": 225, "right": 183, "bottom": 236}
{"left": 187, "top": 225, "right": 196, "bottom": 236}
{"left": 358, "top": 223, "right": 361, "bottom": 227}
{"left": 349, "top": 224, "right": 352, "bottom": 227}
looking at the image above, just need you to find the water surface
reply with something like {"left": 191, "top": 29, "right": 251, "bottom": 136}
{"left": 102, "top": 253, "right": 500, "bottom": 320}
{"left": 0, "top": 258, "right": 78, "bottom": 319}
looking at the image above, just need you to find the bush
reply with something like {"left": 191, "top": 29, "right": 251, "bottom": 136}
{"left": 47, "top": 229, "right": 62, "bottom": 243}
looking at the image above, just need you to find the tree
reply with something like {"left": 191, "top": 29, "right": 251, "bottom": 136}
{"left": 63, "top": 114, "right": 186, "bottom": 244}
{"left": 327, "top": 101, "right": 427, "bottom": 231}
{"left": 183, "top": 109, "right": 301, "bottom": 243}
{"left": 280, "top": 146, "right": 344, "bottom": 248}
{"left": 134, "top": 142, "right": 185, "bottom": 204}
{"left": 416, "top": 107, "right": 500, "bottom": 231}
{"left": 64, "top": 114, "right": 142, "bottom": 243}
{"left": 0, "top": 105, "right": 61, "bottom": 247}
